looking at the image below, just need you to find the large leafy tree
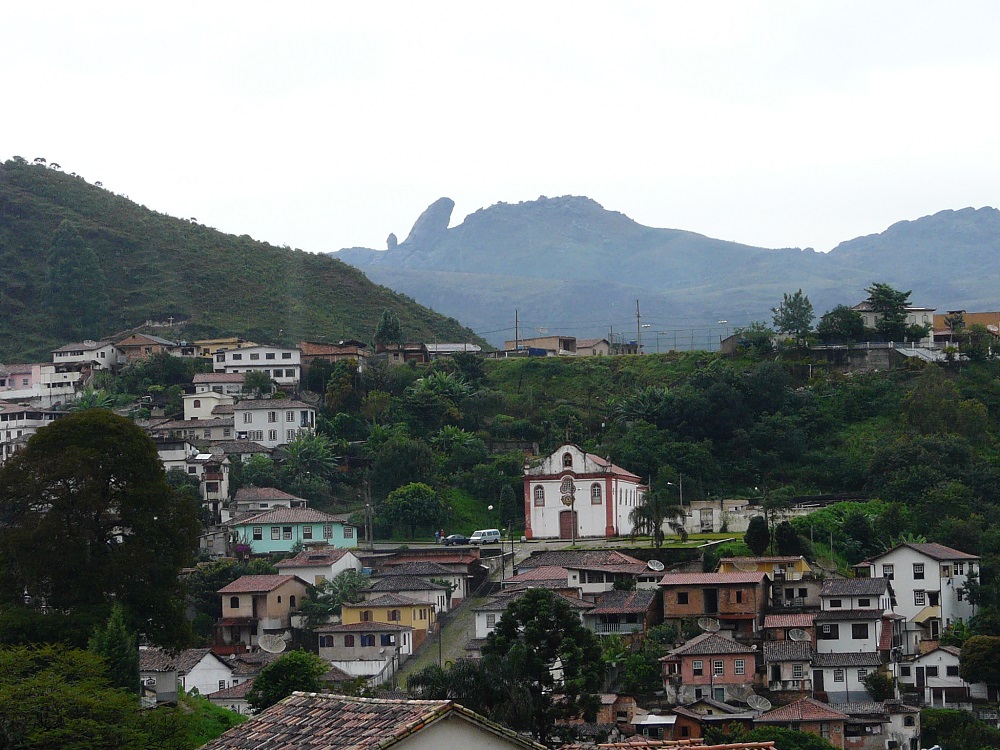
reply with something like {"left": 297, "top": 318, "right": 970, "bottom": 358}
{"left": 300, "top": 569, "right": 370, "bottom": 629}
{"left": 771, "top": 289, "right": 814, "bottom": 343}
{"left": 960, "top": 635, "right": 1000, "bottom": 689}
{"left": 246, "top": 650, "right": 329, "bottom": 712}
{"left": 377, "top": 482, "right": 444, "bottom": 538}
{"left": 481, "top": 588, "right": 605, "bottom": 743}
{"left": 88, "top": 603, "right": 140, "bottom": 694}
{"left": 744, "top": 515, "right": 771, "bottom": 556}
{"left": 865, "top": 282, "right": 911, "bottom": 342}
{"left": 816, "top": 304, "right": 866, "bottom": 343}
{"left": 0, "top": 410, "right": 200, "bottom": 647}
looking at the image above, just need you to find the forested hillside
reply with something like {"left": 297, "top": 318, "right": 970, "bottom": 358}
{"left": 0, "top": 158, "right": 480, "bottom": 362}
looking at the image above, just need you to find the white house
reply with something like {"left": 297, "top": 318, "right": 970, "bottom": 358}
{"left": 183, "top": 390, "right": 235, "bottom": 421}
{"left": 193, "top": 372, "right": 246, "bottom": 396}
{"left": 364, "top": 575, "right": 453, "bottom": 614}
{"left": 214, "top": 345, "right": 301, "bottom": 388}
{"left": 316, "top": 622, "right": 414, "bottom": 667}
{"left": 233, "top": 399, "right": 315, "bottom": 449}
{"left": 0, "top": 362, "right": 84, "bottom": 406}
{"left": 812, "top": 651, "right": 884, "bottom": 704}
{"left": 276, "top": 547, "right": 363, "bottom": 587}
{"left": 373, "top": 561, "right": 471, "bottom": 604}
{"left": 173, "top": 648, "right": 237, "bottom": 697}
{"left": 151, "top": 417, "right": 235, "bottom": 443}
{"left": 897, "top": 645, "right": 989, "bottom": 709}
{"left": 51, "top": 340, "right": 125, "bottom": 370}
{"left": 857, "top": 542, "right": 978, "bottom": 650}
{"left": 472, "top": 591, "right": 593, "bottom": 641}
{"left": 523, "top": 444, "right": 646, "bottom": 540}
{"left": 0, "top": 402, "right": 61, "bottom": 465}
{"left": 851, "top": 300, "right": 936, "bottom": 346}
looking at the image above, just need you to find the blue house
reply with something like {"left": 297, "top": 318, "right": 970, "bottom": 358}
{"left": 231, "top": 508, "right": 359, "bottom": 555}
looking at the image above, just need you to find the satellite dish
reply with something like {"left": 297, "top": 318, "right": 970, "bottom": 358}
{"left": 258, "top": 635, "right": 287, "bottom": 654}
{"left": 731, "top": 559, "right": 759, "bottom": 573}
{"left": 697, "top": 617, "right": 721, "bottom": 633}
{"left": 647, "top": 559, "right": 665, "bottom": 572}
{"left": 788, "top": 628, "right": 810, "bottom": 642}
{"left": 730, "top": 685, "right": 755, "bottom": 703}
{"left": 747, "top": 695, "right": 772, "bottom": 713}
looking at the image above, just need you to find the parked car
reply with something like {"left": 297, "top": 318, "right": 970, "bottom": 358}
{"left": 469, "top": 528, "right": 502, "bottom": 545}
{"left": 442, "top": 534, "right": 469, "bottom": 546}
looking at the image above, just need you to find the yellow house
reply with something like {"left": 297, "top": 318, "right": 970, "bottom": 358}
{"left": 193, "top": 337, "right": 257, "bottom": 359}
{"left": 341, "top": 593, "right": 437, "bottom": 648}
{"left": 717, "top": 555, "right": 813, "bottom": 581}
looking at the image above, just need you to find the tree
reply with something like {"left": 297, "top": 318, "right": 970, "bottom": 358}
{"left": 0, "top": 410, "right": 200, "bottom": 647}
{"left": 482, "top": 588, "right": 605, "bottom": 743}
{"left": 88, "top": 603, "right": 140, "bottom": 694}
{"left": 373, "top": 309, "right": 403, "bottom": 346}
{"left": 70, "top": 387, "right": 117, "bottom": 411}
{"left": 45, "top": 220, "right": 110, "bottom": 338}
{"left": 280, "top": 430, "right": 340, "bottom": 480}
{"left": 246, "top": 650, "right": 328, "bottom": 712}
{"left": 771, "top": 289, "right": 814, "bottom": 343}
{"left": 242, "top": 370, "right": 275, "bottom": 398}
{"left": 862, "top": 670, "right": 896, "bottom": 701}
{"left": 629, "top": 488, "right": 686, "bottom": 548}
{"left": 865, "top": 282, "right": 911, "bottom": 341}
{"left": 744, "top": 515, "right": 771, "bottom": 556}
{"left": 774, "top": 520, "right": 803, "bottom": 556}
{"left": 299, "top": 569, "right": 370, "bottom": 629}
{"left": 705, "top": 724, "right": 837, "bottom": 749}
{"left": 965, "top": 323, "right": 994, "bottom": 362}
{"left": 959, "top": 635, "right": 1000, "bottom": 689}
{"left": 378, "top": 482, "right": 444, "bottom": 538}
{"left": 734, "top": 321, "right": 775, "bottom": 356}
{"left": 816, "top": 305, "right": 866, "bottom": 343}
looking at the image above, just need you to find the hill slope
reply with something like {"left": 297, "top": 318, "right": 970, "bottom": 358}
{"left": 334, "top": 197, "right": 1000, "bottom": 345}
{"left": 0, "top": 159, "right": 480, "bottom": 362}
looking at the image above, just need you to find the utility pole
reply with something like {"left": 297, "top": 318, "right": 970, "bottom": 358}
{"left": 636, "top": 300, "right": 641, "bottom": 354}
{"left": 515, "top": 309, "right": 519, "bottom": 353}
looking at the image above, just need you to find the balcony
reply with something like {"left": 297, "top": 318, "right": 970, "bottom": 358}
{"left": 769, "top": 678, "right": 812, "bottom": 692}
{"left": 593, "top": 622, "right": 644, "bottom": 636}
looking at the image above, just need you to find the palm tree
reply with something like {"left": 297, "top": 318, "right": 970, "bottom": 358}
{"left": 281, "top": 431, "right": 340, "bottom": 479}
{"left": 70, "top": 388, "right": 116, "bottom": 411}
{"left": 629, "top": 488, "right": 686, "bottom": 548}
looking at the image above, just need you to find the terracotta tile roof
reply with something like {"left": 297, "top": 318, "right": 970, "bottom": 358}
{"left": 155, "top": 417, "right": 234, "bottom": 429}
{"left": 567, "top": 563, "right": 652, "bottom": 575}
{"left": 475, "top": 591, "right": 595, "bottom": 612}
{"left": 233, "top": 507, "right": 354, "bottom": 526}
{"left": 230, "top": 652, "right": 281, "bottom": 677}
{"left": 519, "top": 550, "right": 644, "bottom": 569}
{"left": 200, "top": 692, "right": 548, "bottom": 750}
{"left": 659, "top": 572, "right": 767, "bottom": 586}
{"left": 367, "top": 575, "right": 448, "bottom": 593}
{"left": 208, "top": 678, "right": 254, "bottom": 700}
{"left": 589, "top": 589, "right": 656, "bottom": 615}
{"left": 385, "top": 553, "right": 480, "bottom": 567}
{"left": 218, "top": 574, "right": 302, "bottom": 594}
{"left": 569, "top": 742, "right": 776, "bottom": 749}
{"left": 346, "top": 593, "right": 426, "bottom": 609}
{"left": 315, "top": 622, "right": 412, "bottom": 633}
{"left": 234, "top": 486, "right": 306, "bottom": 503}
{"left": 235, "top": 398, "right": 313, "bottom": 411}
{"left": 211, "top": 440, "right": 273, "bottom": 454}
{"left": 193, "top": 372, "right": 246, "bottom": 383}
{"left": 211, "top": 404, "right": 235, "bottom": 415}
{"left": 831, "top": 702, "right": 890, "bottom": 717}
{"left": 762, "top": 641, "right": 812, "bottom": 663}
{"left": 756, "top": 697, "right": 849, "bottom": 724}
{"left": 506, "top": 565, "right": 570, "bottom": 583}
{"left": 903, "top": 542, "right": 979, "bottom": 561}
{"left": 812, "top": 652, "right": 883, "bottom": 667}
{"left": 52, "top": 341, "right": 113, "bottom": 352}
{"left": 376, "top": 561, "right": 461, "bottom": 577}
{"left": 666, "top": 632, "right": 756, "bottom": 657}
{"left": 815, "top": 609, "right": 883, "bottom": 622}
{"left": 139, "top": 648, "right": 177, "bottom": 672}
{"left": 764, "top": 613, "right": 815, "bottom": 629}
{"left": 821, "top": 578, "right": 889, "bottom": 597}
{"left": 174, "top": 648, "right": 226, "bottom": 675}
{"left": 583, "top": 452, "right": 642, "bottom": 480}
{"left": 878, "top": 619, "right": 894, "bottom": 651}
{"left": 277, "top": 548, "right": 354, "bottom": 568}
{"left": 323, "top": 665, "right": 355, "bottom": 683}
{"left": 719, "top": 556, "right": 806, "bottom": 566}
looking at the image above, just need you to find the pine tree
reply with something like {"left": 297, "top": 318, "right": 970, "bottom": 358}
{"left": 88, "top": 603, "right": 140, "bottom": 694}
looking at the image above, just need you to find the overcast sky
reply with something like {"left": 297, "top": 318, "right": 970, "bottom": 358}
{"left": 5, "top": 3, "right": 1000, "bottom": 255}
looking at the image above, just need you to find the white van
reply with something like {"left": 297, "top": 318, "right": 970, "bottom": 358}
{"left": 469, "top": 528, "right": 502, "bottom": 545}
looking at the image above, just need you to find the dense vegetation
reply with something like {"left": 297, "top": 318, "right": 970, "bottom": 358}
{"left": 0, "top": 158, "right": 481, "bottom": 361}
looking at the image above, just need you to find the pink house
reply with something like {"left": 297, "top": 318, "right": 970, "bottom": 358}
{"left": 661, "top": 632, "right": 757, "bottom": 705}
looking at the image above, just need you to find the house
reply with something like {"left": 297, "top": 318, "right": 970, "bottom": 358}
{"left": 184, "top": 452, "right": 231, "bottom": 521}
{"left": 139, "top": 647, "right": 179, "bottom": 705}
{"left": 815, "top": 578, "right": 902, "bottom": 665}
{"left": 851, "top": 300, "right": 935, "bottom": 346}
{"left": 316, "top": 622, "right": 414, "bottom": 679}
{"left": 832, "top": 701, "right": 921, "bottom": 750}
{"left": 214, "top": 345, "right": 302, "bottom": 388}
{"left": 298, "top": 340, "right": 371, "bottom": 372}
{"left": 228, "top": 486, "right": 309, "bottom": 521}
{"left": 199, "top": 693, "right": 548, "bottom": 750}
{"left": 582, "top": 589, "right": 659, "bottom": 640}
{"left": 523, "top": 444, "right": 646, "bottom": 540}
{"left": 576, "top": 338, "right": 611, "bottom": 356}
{"left": 341, "top": 593, "right": 437, "bottom": 649}
{"left": 210, "top": 440, "right": 274, "bottom": 465}
{"left": 762, "top": 641, "right": 812, "bottom": 695}
{"left": 51, "top": 340, "right": 124, "bottom": 370}
{"left": 659, "top": 572, "right": 770, "bottom": 637}
{"left": 755, "top": 697, "right": 848, "bottom": 749}
{"left": 812, "top": 652, "right": 884, "bottom": 704}
{"left": 0, "top": 402, "right": 61, "bottom": 465}
{"left": 233, "top": 399, "right": 316, "bottom": 449}
{"left": 214, "top": 574, "right": 308, "bottom": 653}
{"left": 717, "top": 555, "right": 819, "bottom": 609}
{"left": 682, "top": 497, "right": 754, "bottom": 534}
{"left": 140, "top": 647, "right": 237, "bottom": 698}
{"left": 660, "top": 632, "right": 757, "bottom": 705}
{"left": 502, "top": 565, "right": 575, "bottom": 595}
{"left": 471, "top": 591, "right": 593, "bottom": 647}
{"left": 0, "top": 362, "right": 83, "bottom": 406}
{"left": 425, "top": 343, "right": 483, "bottom": 360}
{"left": 194, "top": 337, "right": 257, "bottom": 359}
{"left": 183, "top": 390, "right": 235, "bottom": 421}
{"left": 230, "top": 507, "right": 358, "bottom": 555}
{"left": 896, "top": 645, "right": 988, "bottom": 709}
{"left": 276, "top": 547, "right": 363, "bottom": 587}
{"left": 377, "top": 342, "right": 429, "bottom": 366}
{"left": 364, "top": 575, "right": 452, "bottom": 613}
{"left": 564, "top": 553, "right": 663, "bottom": 598}
{"left": 857, "top": 542, "right": 979, "bottom": 649}
{"left": 373, "top": 561, "right": 471, "bottom": 604}
{"left": 763, "top": 612, "right": 816, "bottom": 644}
{"left": 504, "top": 335, "right": 577, "bottom": 355}
{"left": 114, "top": 332, "right": 181, "bottom": 361}
{"left": 193, "top": 372, "right": 246, "bottom": 396}
{"left": 150, "top": 417, "right": 235, "bottom": 443}
{"left": 669, "top": 698, "right": 756, "bottom": 741}
{"left": 207, "top": 678, "right": 254, "bottom": 716}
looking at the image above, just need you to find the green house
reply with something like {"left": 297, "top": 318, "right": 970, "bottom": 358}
{"left": 231, "top": 508, "right": 359, "bottom": 554}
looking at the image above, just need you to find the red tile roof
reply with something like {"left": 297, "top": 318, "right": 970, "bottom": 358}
{"left": 666, "top": 632, "right": 756, "bottom": 657}
{"left": 208, "top": 678, "right": 254, "bottom": 700}
{"left": 763, "top": 613, "right": 815, "bottom": 629}
{"left": 346, "top": 593, "right": 426, "bottom": 609}
{"left": 233, "top": 507, "right": 355, "bottom": 525}
{"left": 193, "top": 372, "right": 246, "bottom": 383}
{"left": 316, "top": 622, "right": 413, "bottom": 633}
{"left": 719, "top": 556, "right": 805, "bottom": 565}
{"left": 277, "top": 548, "right": 354, "bottom": 568}
{"left": 756, "top": 697, "right": 849, "bottom": 723}
{"left": 589, "top": 589, "right": 656, "bottom": 615}
{"left": 218, "top": 574, "right": 302, "bottom": 594}
{"left": 507, "top": 565, "right": 570, "bottom": 582}
{"left": 659, "top": 572, "right": 767, "bottom": 586}
{"left": 200, "top": 693, "right": 548, "bottom": 750}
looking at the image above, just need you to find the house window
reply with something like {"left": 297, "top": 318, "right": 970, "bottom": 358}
{"left": 914, "top": 563, "right": 925, "bottom": 580}
{"left": 323, "top": 525, "right": 333, "bottom": 539}
{"left": 819, "top": 624, "right": 840, "bottom": 639}
{"left": 713, "top": 660, "right": 724, "bottom": 676}
{"left": 857, "top": 669, "right": 868, "bottom": 681}
{"left": 271, "top": 527, "right": 280, "bottom": 540}
{"left": 925, "top": 666, "right": 939, "bottom": 677}
{"left": 677, "top": 592, "right": 689, "bottom": 605}
{"left": 362, "top": 611, "right": 372, "bottom": 622}
{"left": 267, "top": 411, "right": 277, "bottom": 423}
{"left": 735, "top": 659, "right": 745, "bottom": 675}
{"left": 833, "top": 669, "right": 845, "bottom": 683}
{"left": 282, "top": 526, "right": 292, "bottom": 540}
{"left": 344, "top": 635, "right": 355, "bottom": 647}
{"left": 792, "top": 663, "right": 804, "bottom": 679}
{"left": 534, "top": 486, "right": 545, "bottom": 506}
{"left": 302, "top": 526, "right": 313, "bottom": 540}
{"left": 562, "top": 453, "right": 573, "bottom": 468}
{"left": 203, "top": 429, "right": 211, "bottom": 439}
{"left": 284, "top": 411, "right": 294, "bottom": 423}
{"left": 250, "top": 353, "right": 260, "bottom": 361}
{"left": 883, "top": 564, "right": 894, "bottom": 579}
{"left": 188, "top": 466, "right": 197, "bottom": 474}
{"left": 915, "top": 590, "right": 926, "bottom": 606}
{"left": 277, "top": 596, "right": 282, "bottom": 603}
{"left": 219, "top": 680, "right": 227, "bottom": 691}
{"left": 947, "top": 665, "right": 959, "bottom": 676}
{"left": 941, "top": 565, "right": 951, "bottom": 578}
{"left": 694, "top": 688, "right": 703, "bottom": 700}
{"left": 900, "top": 666, "right": 911, "bottom": 677}
{"left": 388, "top": 609, "right": 400, "bottom": 621}
{"left": 798, "top": 588, "right": 807, "bottom": 598}
{"left": 250, "top": 429, "right": 263, "bottom": 440}
{"left": 232, "top": 353, "right": 242, "bottom": 361}
{"left": 290, "top": 595, "right": 296, "bottom": 608}
{"left": 381, "top": 634, "right": 394, "bottom": 646}
{"left": 829, "top": 599, "right": 842, "bottom": 608}
{"left": 206, "top": 482, "right": 219, "bottom": 492}
{"left": 253, "top": 527, "right": 262, "bottom": 540}
{"left": 282, "top": 352, "right": 292, "bottom": 359}
{"left": 318, "top": 636, "right": 333, "bottom": 648}
{"left": 344, "top": 526, "right": 354, "bottom": 539}
{"left": 904, "top": 716, "right": 916, "bottom": 727}
{"left": 858, "top": 598, "right": 871, "bottom": 608}
{"left": 692, "top": 660, "right": 703, "bottom": 676}
{"left": 956, "top": 562, "right": 965, "bottom": 575}
{"left": 268, "top": 430, "right": 277, "bottom": 441}
{"left": 486, "top": 614, "right": 496, "bottom": 628}
{"left": 265, "top": 353, "right": 275, "bottom": 360}
{"left": 229, "top": 597, "right": 240, "bottom": 609}
{"left": 193, "top": 399, "right": 201, "bottom": 408}
{"left": 591, "top": 484, "right": 602, "bottom": 504}
{"left": 852, "top": 623, "right": 869, "bottom": 640}
{"left": 223, "top": 428, "right": 231, "bottom": 438}
{"left": 820, "top": 723, "right": 831, "bottom": 740}
{"left": 243, "top": 413, "right": 253, "bottom": 423}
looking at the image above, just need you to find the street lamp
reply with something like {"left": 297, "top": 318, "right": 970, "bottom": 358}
{"left": 488, "top": 505, "right": 503, "bottom": 580}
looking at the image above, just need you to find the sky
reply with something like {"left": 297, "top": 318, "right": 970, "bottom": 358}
{"left": 5, "top": 2, "right": 1000, "bottom": 255}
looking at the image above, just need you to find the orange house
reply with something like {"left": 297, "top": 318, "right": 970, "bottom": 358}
{"left": 660, "top": 572, "right": 770, "bottom": 636}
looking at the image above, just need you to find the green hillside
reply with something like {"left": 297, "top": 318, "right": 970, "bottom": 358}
{"left": 0, "top": 158, "right": 481, "bottom": 362}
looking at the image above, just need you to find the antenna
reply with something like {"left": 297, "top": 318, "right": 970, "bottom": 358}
{"left": 258, "top": 635, "right": 287, "bottom": 654}
{"left": 788, "top": 628, "right": 810, "bottom": 642}
{"left": 731, "top": 559, "right": 759, "bottom": 573}
{"left": 697, "top": 617, "right": 721, "bottom": 633}
{"left": 747, "top": 695, "right": 772, "bottom": 713}
{"left": 647, "top": 559, "right": 665, "bottom": 572}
